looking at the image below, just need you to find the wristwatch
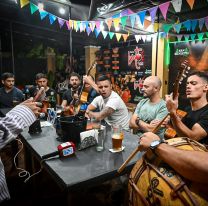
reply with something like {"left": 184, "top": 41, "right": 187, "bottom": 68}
{"left": 150, "top": 140, "right": 164, "bottom": 151}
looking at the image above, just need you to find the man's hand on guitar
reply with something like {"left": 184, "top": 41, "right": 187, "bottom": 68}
{"left": 165, "top": 93, "right": 179, "bottom": 115}
{"left": 150, "top": 118, "right": 169, "bottom": 128}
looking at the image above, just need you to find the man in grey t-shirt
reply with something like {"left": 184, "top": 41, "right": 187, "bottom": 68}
{"left": 129, "top": 76, "right": 168, "bottom": 138}
{"left": 86, "top": 75, "right": 129, "bottom": 130}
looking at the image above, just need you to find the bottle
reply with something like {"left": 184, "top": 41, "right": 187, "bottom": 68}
{"left": 50, "top": 91, "right": 56, "bottom": 109}
{"left": 24, "top": 86, "right": 30, "bottom": 100}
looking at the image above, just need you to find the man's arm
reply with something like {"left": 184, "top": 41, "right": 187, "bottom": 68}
{"left": 139, "top": 132, "right": 208, "bottom": 184}
{"left": 86, "top": 107, "right": 114, "bottom": 121}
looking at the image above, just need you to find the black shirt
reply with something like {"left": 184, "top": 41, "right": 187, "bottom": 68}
{"left": 182, "top": 104, "right": 208, "bottom": 144}
{"left": 0, "top": 87, "right": 24, "bottom": 108}
{"left": 29, "top": 86, "right": 56, "bottom": 98}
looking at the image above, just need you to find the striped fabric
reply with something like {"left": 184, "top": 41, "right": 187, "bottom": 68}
{"left": 0, "top": 105, "right": 36, "bottom": 203}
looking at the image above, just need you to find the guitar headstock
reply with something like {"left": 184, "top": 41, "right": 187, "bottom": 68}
{"left": 173, "top": 60, "right": 190, "bottom": 98}
{"left": 87, "top": 60, "right": 97, "bottom": 75}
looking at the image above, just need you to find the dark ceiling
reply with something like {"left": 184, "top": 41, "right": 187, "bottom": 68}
{"left": 0, "top": 0, "right": 207, "bottom": 54}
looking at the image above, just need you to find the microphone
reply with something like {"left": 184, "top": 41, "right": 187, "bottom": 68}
{"left": 42, "top": 141, "right": 76, "bottom": 159}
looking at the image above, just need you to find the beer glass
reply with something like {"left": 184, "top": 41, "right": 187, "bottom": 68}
{"left": 111, "top": 124, "right": 124, "bottom": 150}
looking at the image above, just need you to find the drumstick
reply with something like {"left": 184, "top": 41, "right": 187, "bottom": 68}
{"left": 117, "top": 113, "right": 170, "bottom": 174}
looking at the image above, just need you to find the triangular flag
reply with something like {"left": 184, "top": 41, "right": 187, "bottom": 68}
{"left": 137, "top": 10, "right": 146, "bottom": 25}
{"left": 120, "top": 9, "right": 134, "bottom": 17}
{"left": 163, "top": 24, "right": 172, "bottom": 33}
{"left": 106, "top": 19, "right": 113, "bottom": 31}
{"left": 130, "top": 14, "right": 136, "bottom": 28}
{"left": 49, "top": 13, "right": 56, "bottom": 24}
{"left": 69, "top": 20, "right": 74, "bottom": 30}
{"left": 206, "top": 32, "right": 208, "bottom": 38}
{"left": 177, "top": 34, "right": 183, "bottom": 41}
{"left": 159, "top": 32, "right": 167, "bottom": 39}
{"left": 109, "top": 32, "right": 115, "bottom": 39}
{"left": 186, "top": 0, "right": 195, "bottom": 9}
{"left": 198, "top": 18, "right": 204, "bottom": 31}
{"left": 171, "top": 0, "right": 182, "bottom": 12}
{"left": 86, "top": 26, "right": 92, "bottom": 36}
{"left": 191, "top": 19, "right": 197, "bottom": 32}
{"left": 112, "top": 13, "right": 120, "bottom": 19}
{"left": 183, "top": 20, "right": 191, "bottom": 31}
{"left": 74, "top": 21, "right": 78, "bottom": 31}
{"left": 58, "top": 18, "right": 65, "bottom": 28}
{"left": 149, "top": 6, "right": 158, "bottom": 23}
{"left": 190, "top": 34, "right": 196, "bottom": 41}
{"left": 153, "top": 23, "right": 159, "bottom": 32}
{"left": 79, "top": 22, "right": 84, "bottom": 32}
{"left": 85, "top": 21, "right": 89, "bottom": 30}
{"left": 65, "top": 21, "right": 70, "bottom": 30}
{"left": 197, "top": 33, "right": 204, "bottom": 41}
{"left": 102, "top": 31, "right": 108, "bottom": 39}
{"left": 94, "top": 28, "right": 101, "bottom": 38}
{"left": 159, "top": 2, "right": 170, "bottom": 20}
{"left": 141, "top": 35, "right": 147, "bottom": 42}
{"left": 135, "top": 35, "right": 141, "bottom": 43}
{"left": 121, "top": 16, "right": 128, "bottom": 29}
{"left": 122, "top": 34, "right": 129, "bottom": 42}
{"left": 205, "top": 16, "right": 208, "bottom": 30}
{"left": 39, "top": 10, "right": 48, "bottom": 20}
{"left": 113, "top": 18, "right": 120, "bottom": 29}
{"left": 30, "top": 2, "right": 38, "bottom": 14}
{"left": 95, "top": 21, "right": 101, "bottom": 30}
{"left": 144, "top": 20, "right": 152, "bottom": 29}
{"left": 89, "top": 22, "right": 96, "bottom": 32}
{"left": 115, "top": 33, "right": 122, "bottom": 41}
{"left": 173, "top": 23, "right": 182, "bottom": 33}
{"left": 184, "top": 34, "right": 190, "bottom": 42}
{"left": 20, "top": 0, "right": 29, "bottom": 8}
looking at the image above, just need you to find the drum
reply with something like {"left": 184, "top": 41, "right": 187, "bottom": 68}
{"left": 128, "top": 137, "right": 208, "bottom": 206}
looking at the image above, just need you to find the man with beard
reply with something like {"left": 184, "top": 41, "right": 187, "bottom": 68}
{"left": 86, "top": 75, "right": 129, "bottom": 130}
{"left": 61, "top": 72, "right": 81, "bottom": 112}
{"left": 0, "top": 73, "right": 24, "bottom": 108}
{"left": 166, "top": 71, "right": 208, "bottom": 144}
{"left": 129, "top": 76, "right": 168, "bottom": 138}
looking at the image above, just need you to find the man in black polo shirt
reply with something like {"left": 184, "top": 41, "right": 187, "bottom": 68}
{"left": 0, "top": 73, "right": 24, "bottom": 108}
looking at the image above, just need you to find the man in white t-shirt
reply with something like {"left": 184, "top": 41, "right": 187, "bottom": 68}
{"left": 86, "top": 75, "right": 129, "bottom": 130}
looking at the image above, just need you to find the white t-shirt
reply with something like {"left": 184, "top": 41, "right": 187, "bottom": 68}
{"left": 91, "top": 91, "right": 130, "bottom": 130}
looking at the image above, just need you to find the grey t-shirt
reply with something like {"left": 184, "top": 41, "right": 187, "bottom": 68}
{"left": 134, "top": 98, "right": 168, "bottom": 138}
{"left": 91, "top": 91, "right": 130, "bottom": 130}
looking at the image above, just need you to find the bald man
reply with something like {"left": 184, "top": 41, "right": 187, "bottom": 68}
{"left": 129, "top": 76, "right": 168, "bottom": 139}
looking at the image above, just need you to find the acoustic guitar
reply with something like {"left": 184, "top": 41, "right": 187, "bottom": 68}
{"left": 76, "top": 61, "right": 97, "bottom": 113}
{"left": 165, "top": 60, "right": 190, "bottom": 139}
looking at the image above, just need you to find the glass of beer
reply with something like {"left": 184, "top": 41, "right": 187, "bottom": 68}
{"left": 91, "top": 117, "right": 101, "bottom": 130}
{"left": 111, "top": 124, "right": 124, "bottom": 151}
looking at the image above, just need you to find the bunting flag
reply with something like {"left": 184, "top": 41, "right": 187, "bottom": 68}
{"left": 113, "top": 18, "right": 120, "bottom": 29}
{"left": 95, "top": 21, "right": 101, "bottom": 30}
{"left": 163, "top": 24, "right": 172, "bottom": 33}
{"left": 184, "top": 34, "right": 190, "bottom": 41}
{"left": 177, "top": 34, "right": 183, "bottom": 41}
{"left": 102, "top": 30, "right": 108, "bottom": 39}
{"left": 171, "top": 0, "right": 182, "bottom": 12}
{"left": 173, "top": 23, "right": 182, "bottom": 33}
{"left": 137, "top": 10, "right": 146, "bottom": 25}
{"left": 58, "top": 18, "right": 65, "bottom": 28}
{"left": 49, "top": 13, "right": 56, "bottom": 24}
{"left": 191, "top": 19, "right": 197, "bottom": 32}
{"left": 20, "top": 0, "right": 29, "bottom": 8}
{"left": 205, "top": 16, "right": 208, "bottom": 29}
{"left": 198, "top": 33, "right": 204, "bottom": 41}
{"left": 115, "top": 33, "right": 122, "bottom": 41}
{"left": 190, "top": 33, "right": 196, "bottom": 41}
{"left": 135, "top": 35, "right": 141, "bottom": 43}
{"left": 86, "top": 26, "right": 92, "bottom": 36}
{"left": 122, "top": 33, "right": 129, "bottom": 42}
{"left": 65, "top": 21, "right": 70, "bottom": 30}
{"left": 153, "top": 23, "right": 159, "bottom": 32}
{"left": 206, "top": 32, "right": 208, "bottom": 38}
{"left": 108, "top": 32, "right": 115, "bottom": 39}
{"left": 106, "top": 19, "right": 113, "bottom": 31}
{"left": 121, "top": 16, "right": 128, "bottom": 29}
{"left": 159, "top": 1, "right": 170, "bottom": 20}
{"left": 94, "top": 28, "right": 101, "bottom": 38}
{"left": 30, "top": 2, "right": 38, "bottom": 14}
{"left": 149, "top": 6, "right": 158, "bottom": 23}
{"left": 89, "top": 22, "right": 95, "bottom": 32}
{"left": 186, "top": 0, "right": 195, "bottom": 9}
{"left": 141, "top": 35, "right": 147, "bottom": 42}
{"left": 144, "top": 20, "right": 151, "bottom": 29}
{"left": 39, "top": 10, "right": 48, "bottom": 20}
{"left": 183, "top": 20, "right": 191, "bottom": 31}
{"left": 130, "top": 14, "right": 136, "bottom": 29}
{"left": 69, "top": 20, "right": 74, "bottom": 30}
{"left": 73, "top": 21, "right": 78, "bottom": 32}
{"left": 199, "top": 18, "right": 205, "bottom": 31}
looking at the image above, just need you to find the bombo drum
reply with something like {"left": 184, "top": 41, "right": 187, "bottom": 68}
{"left": 128, "top": 137, "right": 208, "bottom": 206}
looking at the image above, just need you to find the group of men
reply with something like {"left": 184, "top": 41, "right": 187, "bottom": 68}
{"left": 0, "top": 69, "right": 208, "bottom": 203}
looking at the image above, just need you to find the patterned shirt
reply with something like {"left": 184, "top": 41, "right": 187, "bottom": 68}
{"left": 0, "top": 105, "right": 36, "bottom": 203}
